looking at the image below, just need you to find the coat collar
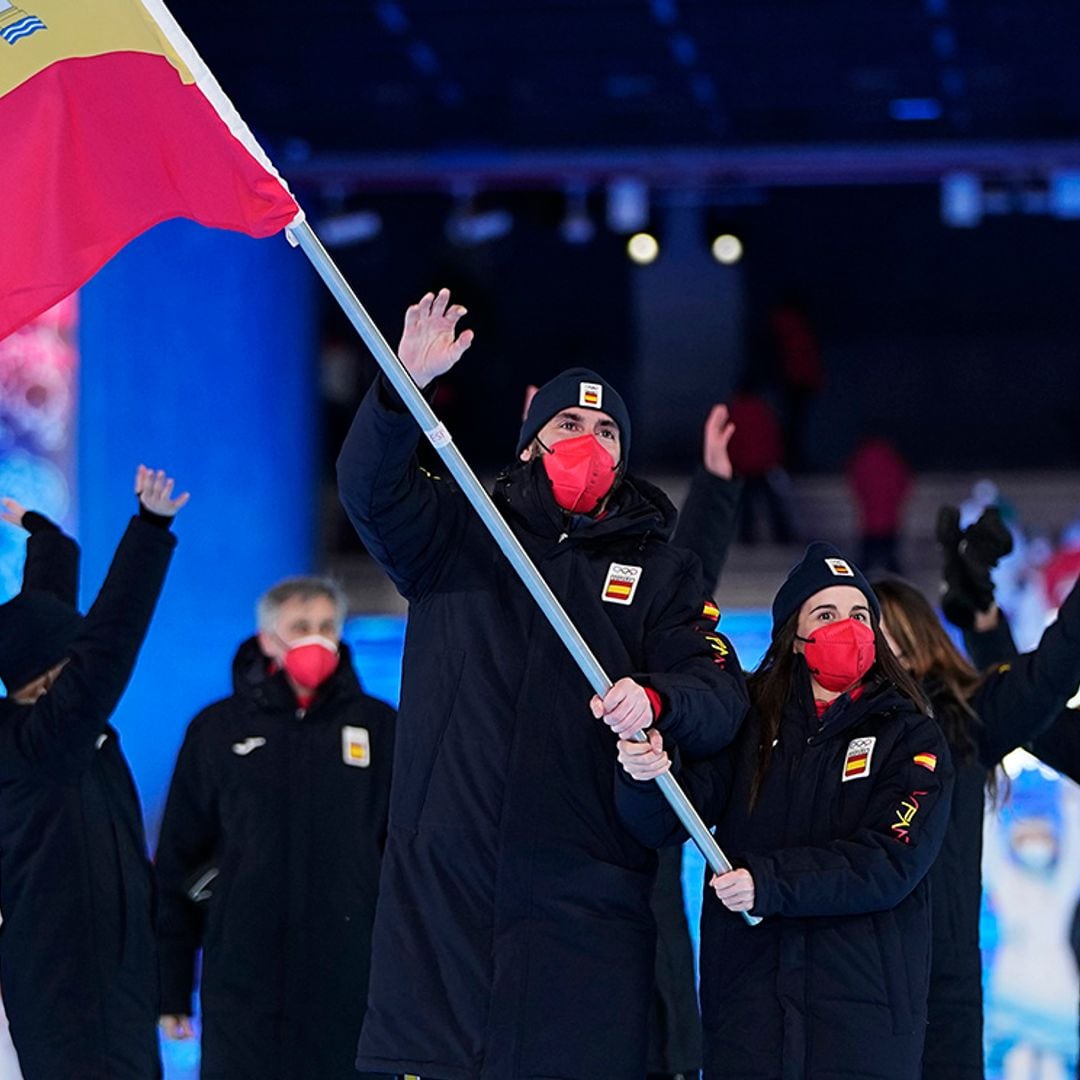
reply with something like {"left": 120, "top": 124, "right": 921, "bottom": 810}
{"left": 786, "top": 659, "right": 910, "bottom": 743}
{"left": 492, "top": 459, "right": 677, "bottom": 545}
{"left": 229, "top": 636, "right": 362, "bottom": 714}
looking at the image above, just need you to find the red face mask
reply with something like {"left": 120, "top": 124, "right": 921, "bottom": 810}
{"left": 282, "top": 635, "right": 340, "bottom": 690}
{"left": 540, "top": 434, "right": 618, "bottom": 514}
{"left": 798, "top": 618, "right": 876, "bottom": 693}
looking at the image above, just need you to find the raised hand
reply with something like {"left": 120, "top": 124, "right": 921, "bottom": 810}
{"left": 0, "top": 497, "right": 28, "bottom": 529}
{"left": 398, "top": 288, "right": 474, "bottom": 389}
{"left": 134, "top": 466, "right": 190, "bottom": 517}
{"left": 702, "top": 403, "right": 736, "bottom": 480}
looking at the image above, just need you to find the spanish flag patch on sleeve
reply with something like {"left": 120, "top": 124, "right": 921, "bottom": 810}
{"left": 702, "top": 600, "right": 720, "bottom": 623}
{"left": 913, "top": 752, "right": 938, "bottom": 772}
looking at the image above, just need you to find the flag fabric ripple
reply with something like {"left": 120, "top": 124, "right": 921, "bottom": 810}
{"left": 0, "top": 0, "right": 302, "bottom": 340}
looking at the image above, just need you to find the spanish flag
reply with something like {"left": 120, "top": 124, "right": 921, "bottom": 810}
{"left": 0, "top": 0, "right": 301, "bottom": 340}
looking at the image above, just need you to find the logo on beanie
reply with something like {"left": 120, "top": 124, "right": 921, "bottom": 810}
{"left": 842, "top": 736, "right": 875, "bottom": 782}
{"left": 603, "top": 562, "right": 642, "bottom": 605}
{"left": 825, "top": 557, "right": 854, "bottom": 578}
{"left": 342, "top": 725, "right": 371, "bottom": 768}
{"left": 579, "top": 382, "right": 603, "bottom": 409}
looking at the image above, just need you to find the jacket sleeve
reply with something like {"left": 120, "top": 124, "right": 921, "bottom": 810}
{"left": 637, "top": 555, "right": 750, "bottom": 758}
{"left": 970, "top": 575, "right": 1080, "bottom": 766}
{"left": 372, "top": 699, "right": 397, "bottom": 852}
{"left": 671, "top": 469, "right": 742, "bottom": 590}
{"left": 614, "top": 747, "right": 733, "bottom": 850}
{"left": 1030, "top": 708, "right": 1080, "bottom": 785}
{"left": 336, "top": 377, "right": 467, "bottom": 602}
{"left": 20, "top": 510, "right": 80, "bottom": 604}
{"left": 0, "top": 516, "right": 175, "bottom": 780}
{"left": 744, "top": 716, "right": 953, "bottom": 919}
{"left": 155, "top": 717, "right": 219, "bottom": 1016}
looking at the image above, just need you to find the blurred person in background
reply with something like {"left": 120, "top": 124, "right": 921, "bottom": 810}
{"left": 768, "top": 289, "right": 825, "bottom": 472}
{"left": 155, "top": 577, "right": 395, "bottom": 1080}
{"left": 0, "top": 467, "right": 186, "bottom": 1080}
{"left": 951, "top": 513, "right": 1080, "bottom": 1080}
{"left": 846, "top": 434, "right": 912, "bottom": 575}
{"left": 727, "top": 387, "right": 797, "bottom": 545}
{"left": 983, "top": 790, "right": 1080, "bottom": 1080}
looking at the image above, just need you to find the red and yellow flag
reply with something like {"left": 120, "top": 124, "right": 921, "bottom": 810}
{"left": 0, "top": 0, "right": 301, "bottom": 340}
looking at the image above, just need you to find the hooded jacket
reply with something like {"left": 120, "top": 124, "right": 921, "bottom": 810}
{"left": 617, "top": 672, "right": 953, "bottom": 1080}
{"left": 934, "top": 587, "right": 1080, "bottom": 1080}
{"left": 154, "top": 637, "right": 395, "bottom": 1080}
{"left": 0, "top": 514, "right": 176, "bottom": 1080}
{"left": 336, "top": 378, "right": 749, "bottom": 1080}
{"left": 674, "top": 472, "right": 1080, "bottom": 1078}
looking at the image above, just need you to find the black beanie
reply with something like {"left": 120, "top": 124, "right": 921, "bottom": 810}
{"left": 516, "top": 368, "right": 631, "bottom": 464}
{"left": 771, "top": 542, "right": 880, "bottom": 633}
{"left": 0, "top": 590, "right": 83, "bottom": 694}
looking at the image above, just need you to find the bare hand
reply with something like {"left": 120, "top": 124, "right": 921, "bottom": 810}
{"left": 590, "top": 677, "right": 654, "bottom": 738}
{"left": 134, "top": 466, "right": 190, "bottom": 517}
{"left": 973, "top": 604, "right": 1001, "bottom": 632}
{"left": 398, "top": 288, "right": 474, "bottom": 389}
{"left": 702, "top": 403, "right": 735, "bottom": 480}
{"left": 710, "top": 868, "right": 755, "bottom": 912}
{"left": 0, "top": 498, "right": 27, "bottom": 529}
{"left": 159, "top": 1014, "right": 196, "bottom": 1040}
{"left": 617, "top": 728, "right": 671, "bottom": 780}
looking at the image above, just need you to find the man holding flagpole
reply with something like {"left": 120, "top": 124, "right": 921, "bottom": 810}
{"left": 337, "top": 289, "right": 748, "bottom": 1080}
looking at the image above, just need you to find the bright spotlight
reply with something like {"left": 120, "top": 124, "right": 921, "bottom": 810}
{"left": 711, "top": 233, "right": 743, "bottom": 265}
{"left": 627, "top": 232, "right": 659, "bottom": 265}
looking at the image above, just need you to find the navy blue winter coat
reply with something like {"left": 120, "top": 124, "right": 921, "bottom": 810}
{"left": 155, "top": 638, "right": 396, "bottom": 1080}
{"left": 0, "top": 514, "right": 176, "bottom": 1079}
{"left": 617, "top": 671, "right": 953, "bottom": 1080}
{"left": 337, "top": 379, "right": 749, "bottom": 1080}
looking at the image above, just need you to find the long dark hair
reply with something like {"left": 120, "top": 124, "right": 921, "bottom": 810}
{"left": 745, "top": 609, "right": 928, "bottom": 809}
{"left": 872, "top": 578, "right": 985, "bottom": 762}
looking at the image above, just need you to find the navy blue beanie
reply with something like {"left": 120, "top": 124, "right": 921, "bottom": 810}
{"left": 516, "top": 367, "right": 631, "bottom": 464}
{"left": 0, "top": 590, "right": 83, "bottom": 693}
{"left": 771, "top": 542, "right": 880, "bottom": 633}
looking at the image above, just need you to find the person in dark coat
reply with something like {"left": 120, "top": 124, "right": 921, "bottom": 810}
{"left": 617, "top": 544, "right": 953, "bottom": 1080}
{"left": 154, "top": 577, "right": 396, "bottom": 1080}
{"left": 870, "top": 575, "right": 1080, "bottom": 1078}
{"left": 336, "top": 288, "right": 750, "bottom": 1080}
{"left": 938, "top": 518, "right": 1080, "bottom": 1080}
{"left": 678, "top": 485, "right": 1080, "bottom": 1079}
{"left": 0, "top": 466, "right": 186, "bottom": 1080}
{"left": 647, "top": 402, "right": 742, "bottom": 1080}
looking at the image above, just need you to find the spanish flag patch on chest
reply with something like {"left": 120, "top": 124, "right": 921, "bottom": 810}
{"left": 842, "top": 736, "right": 876, "bottom": 782}
{"left": 602, "top": 562, "right": 642, "bottom": 605}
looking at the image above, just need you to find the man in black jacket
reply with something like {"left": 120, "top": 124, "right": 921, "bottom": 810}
{"left": 337, "top": 288, "right": 749, "bottom": 1080}
{"left": 155, "top": 576, "right": 395, "bottom": 1080}
{"left": 0, "top": 466, "right": 186, "bottom": 1080}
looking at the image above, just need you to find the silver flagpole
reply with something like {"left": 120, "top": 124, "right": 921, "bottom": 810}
{"left": 287, "top": 219, "right": 760, "bottom": 927}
